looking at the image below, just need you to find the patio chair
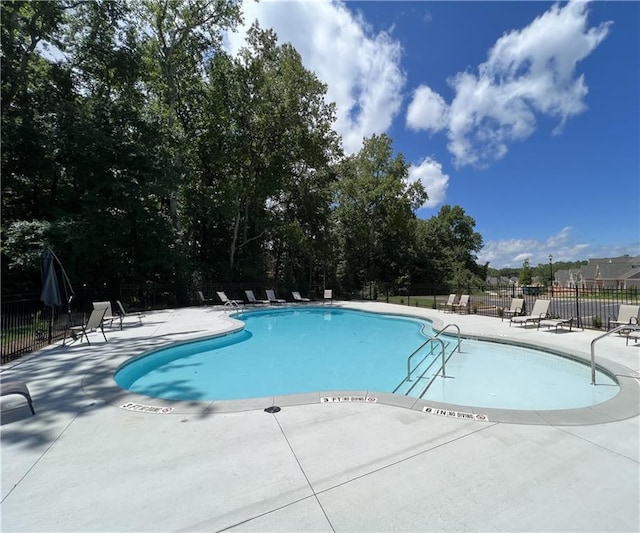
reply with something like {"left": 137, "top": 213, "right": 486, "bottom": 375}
{"left": 439, "top": 294, "right": 458, "bottom": 313}
{"left": 115, "top": 300, "right": 144, "bottom": 327}
{"left": 265, "top": 289, "right": 286, "bottom": 305}
{"left": 69, "top": 306, "right": 108, "bottom": 344}
{"left": 538, "top": 317, "right": 575, "bottom": 333}
{"left": 1, "top": 381, "right": 36, "bottom": 416}
{"left": 510, "top": 299, "right": 551, "bottom": 328}
{"left": 608, "top": 304, "right": 640, "bottom": 332}
{"left": 217, "top": 291, "right": 243, "bottom": 309}
{"left": 502, "top": 298, "right": 525, "bottom": 322}
{"left": 452, "top": 294, "right": 470, "bottom": 314}
{"left": 291, "top": 291, "right": 310, "bottom": 303}
{"left": 93, "top": 301, "right": 122, "bottom": 330}
{"left": 245, "top": 290, "right": 269, "bottom": 306}
{"left": 197, "top": 291, "right": 214, "bottom": 305}
{"left": 324, "top": 289, "right": 333, "bottom": 304}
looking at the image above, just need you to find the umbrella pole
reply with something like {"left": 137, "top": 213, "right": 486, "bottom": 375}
{"left": 48, "top": 307, "right": 54, "bottom": 344}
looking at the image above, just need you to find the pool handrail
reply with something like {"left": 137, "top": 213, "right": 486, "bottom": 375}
{"left": 434, "top": 323, "right": 462, "bottom": 353}
{"left": 407, "top": 337, "right": 446, "bottom": 381}
{"left": 590, "top": 324, "right": 639, "bottom": 384}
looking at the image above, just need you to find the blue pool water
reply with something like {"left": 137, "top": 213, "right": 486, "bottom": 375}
{"left": 115, "top": 307, "right": 619, "bottom": 410}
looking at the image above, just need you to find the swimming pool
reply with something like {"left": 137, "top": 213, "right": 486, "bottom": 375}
{"left": 115, "top": 307, "right": 619, "bottom": 410}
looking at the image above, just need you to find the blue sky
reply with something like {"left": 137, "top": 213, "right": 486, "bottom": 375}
{"left": 224, "top": 1, "right": 640, "bottom": 268}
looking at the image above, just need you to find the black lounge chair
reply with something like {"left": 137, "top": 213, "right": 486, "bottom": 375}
{"left": 1, "top": 381, "right": 35, "bottom": 415}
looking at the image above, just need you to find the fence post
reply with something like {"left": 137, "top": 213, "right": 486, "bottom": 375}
{"left": 575, "top": 285, "right": 581, "bottom": 329}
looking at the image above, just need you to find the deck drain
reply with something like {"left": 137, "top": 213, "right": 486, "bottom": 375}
{"left": 264, "top": 406, "right": 281, "bottom": 413}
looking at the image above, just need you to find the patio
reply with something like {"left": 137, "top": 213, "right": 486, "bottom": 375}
{"left": 1, "top": 302, "right": 639, "bottom": 532}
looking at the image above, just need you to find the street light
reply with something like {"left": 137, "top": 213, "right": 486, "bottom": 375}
{"left": 548, "top": 254, "right": 553, "bottom": 296}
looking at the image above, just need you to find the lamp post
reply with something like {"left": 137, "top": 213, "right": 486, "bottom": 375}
{"left": 548, "top": 254, "right": 553, "bottom": 296}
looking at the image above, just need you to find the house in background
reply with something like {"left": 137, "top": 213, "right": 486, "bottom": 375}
{"left": 580, "top": 255, "right": 640, "bottom": 289}
{"left": 554, "top": 268, "right": 585, "bottom": 290}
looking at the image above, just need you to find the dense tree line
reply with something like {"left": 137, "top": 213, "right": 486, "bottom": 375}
{"left": 1, "top": 0, "right": 485, "bottom": 299}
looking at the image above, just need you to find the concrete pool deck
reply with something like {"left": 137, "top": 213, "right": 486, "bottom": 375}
{"left": 1, "top": 301, "right": 639, "bottom": 531}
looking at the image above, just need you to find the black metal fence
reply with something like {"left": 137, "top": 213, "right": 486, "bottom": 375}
{"left": 3, "top": 282, "right": 639, "bottom": 364}
{"left": 381, "top": 283, "right": 640, "bottom": 330}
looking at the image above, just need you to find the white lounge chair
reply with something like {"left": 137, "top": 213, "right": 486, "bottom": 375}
{"left": 510, "top": 299, "right": 551, "bottom": 328}
{"left": 609, "top": 304, "right": 640, "bottom": 332}
{"left": 452, "top": 294, "right": 470, "bottom": 314}
{"left": 197, "top": 291, "right": 214, "bottom": 305}
{"left": 538, "top": 317, "right": 574, "bottom": 333}
{"left": 245, "top": 290, "right": 269, "bottom": 306}
{"left": 69, "top": 306, "right": 108, "bottom": 344}
{"left": 115, "top": 300, "right": 144, "bottom": 326}
{"left": 92, "top": 301, "right": 122, "bottom": 330}
{"left": 291, "top": 291, "right": 310, "bottom": 303}
{"left": 217, "top": 291, "right": 242, "bottom": 309}
{"left": 439, "top": 294, "right": 458, "bottom": 312}
{"left": 324, "top": 289, "right": 333, "bottom": 304}
{"left": 502, "top": 298, "right": 525, "bottom": 322}
{"left": 265, "top": 289, "right": 286, "bottom": 305}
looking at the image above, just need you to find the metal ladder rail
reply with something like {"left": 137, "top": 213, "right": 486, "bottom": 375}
{"left": 434, "top": 323, "right": 462, "bottom": 353}
{"left": 395, "top": 323, "right": 462, "bottom": 395}
{"left": 412, "top": 324, "right": 462, "bottom": 400}
{"left": 416, "top": 339, "right": 462, "bottom": 400}
{"left": 393, "top": 338, "right": 451, "bottom": 395}
{"left": 590, "top": 324, "right": 637, "bottom": 384}
{"left": 406, "top": 337, "right": 447, "bottom": 382}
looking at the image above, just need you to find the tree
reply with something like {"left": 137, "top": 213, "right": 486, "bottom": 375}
{"left": 412, "top": 205, "right": 485, "bottom": 286}
{"left": 519, "top": 258, "right": 533, "bottom": 286}
{"left": 189, "top": 25, "right": 340, "bottom": 284}
{"left": 332, "top": 134, "right": 426, "bottom": 293}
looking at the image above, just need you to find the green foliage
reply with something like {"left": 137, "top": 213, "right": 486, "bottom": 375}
{"left": 332, "top": 134, "right": 426, "bottom": 292}
{"left": 412, "top": 205, "right": 485, "bottom": 285}
{"left": 518, "top": 259, "right": 533, "bottom": 286}
{"left": 1, "top": 0, "right": 488, "bottom": 297}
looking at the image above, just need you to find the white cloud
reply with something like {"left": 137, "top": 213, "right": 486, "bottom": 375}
{"left": 477, "top": 227, "right": 592, "bottom": 268}
{"left": 406, "top": 0, "right": 611, "bottom": 168}
{"left": 408, "top": 157, "right": 449, "bottom": 208}
{"left": 224, "top": 0, "right": 406, "bottom": 154}
{"left": 406, "top": 86, "right": 448, "bottom": 133}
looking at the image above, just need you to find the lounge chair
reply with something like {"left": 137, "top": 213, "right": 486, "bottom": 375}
{"left": 69, "top": 306, "right": 108, "bottom": 344}
{"left": 245, "top": 290, "right": 269, "bottom": 306}
{"left": 452, "top": 294, "right": 470, "bottom": 314}
{"left": 1, "top": 381, "right": 35, "bottom": 415}
{"left": 115, "top": 300, "right": 144, "bottom": 326}
{"left": 265, "top": 289, "right": 286, "bottom": 305}
{"left": 197, "top": 291, "right": 214, "bottom": 305}
{"left": 439, "top": 294, "right": 458, "bottom": 313}
{"left": 93, "top": 301, "right": 122, "bottom": 330}
{"left": 538, "top": 317, "right": 574, "bottom": 333}
{"left": 324, "top": 289, "right": 333, "bottom": 304}
{"left": 217, "top": 291, "right": 243, "bottom": 309}
{"left": 608, "top": 304, "right": 640, "bottom": 332}
{"left": 625, "top": 324, "right": 640, "bottom": 346}
{"left": 510, "top": 299, "right": 551, "bottom": 328}
{"left": 291, "top": 291, "right": 310, "bottom": 303}
{"left": 502, "top": 298, "right": 525, "bottom": 322}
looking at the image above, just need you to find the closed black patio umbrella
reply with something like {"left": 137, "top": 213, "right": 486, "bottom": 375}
{"left": 40, "top": 248, "right": 62, "bottom": 308}
{"left": 40, "top": 248, "right": 74, "bottom": 343}
{"left": 40, "top": 248, "right": 62, "bottom": 343}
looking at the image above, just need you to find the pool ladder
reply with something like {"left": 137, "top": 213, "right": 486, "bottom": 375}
{"left": 394, "top": 324, "right": 462, "bottom": 398}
